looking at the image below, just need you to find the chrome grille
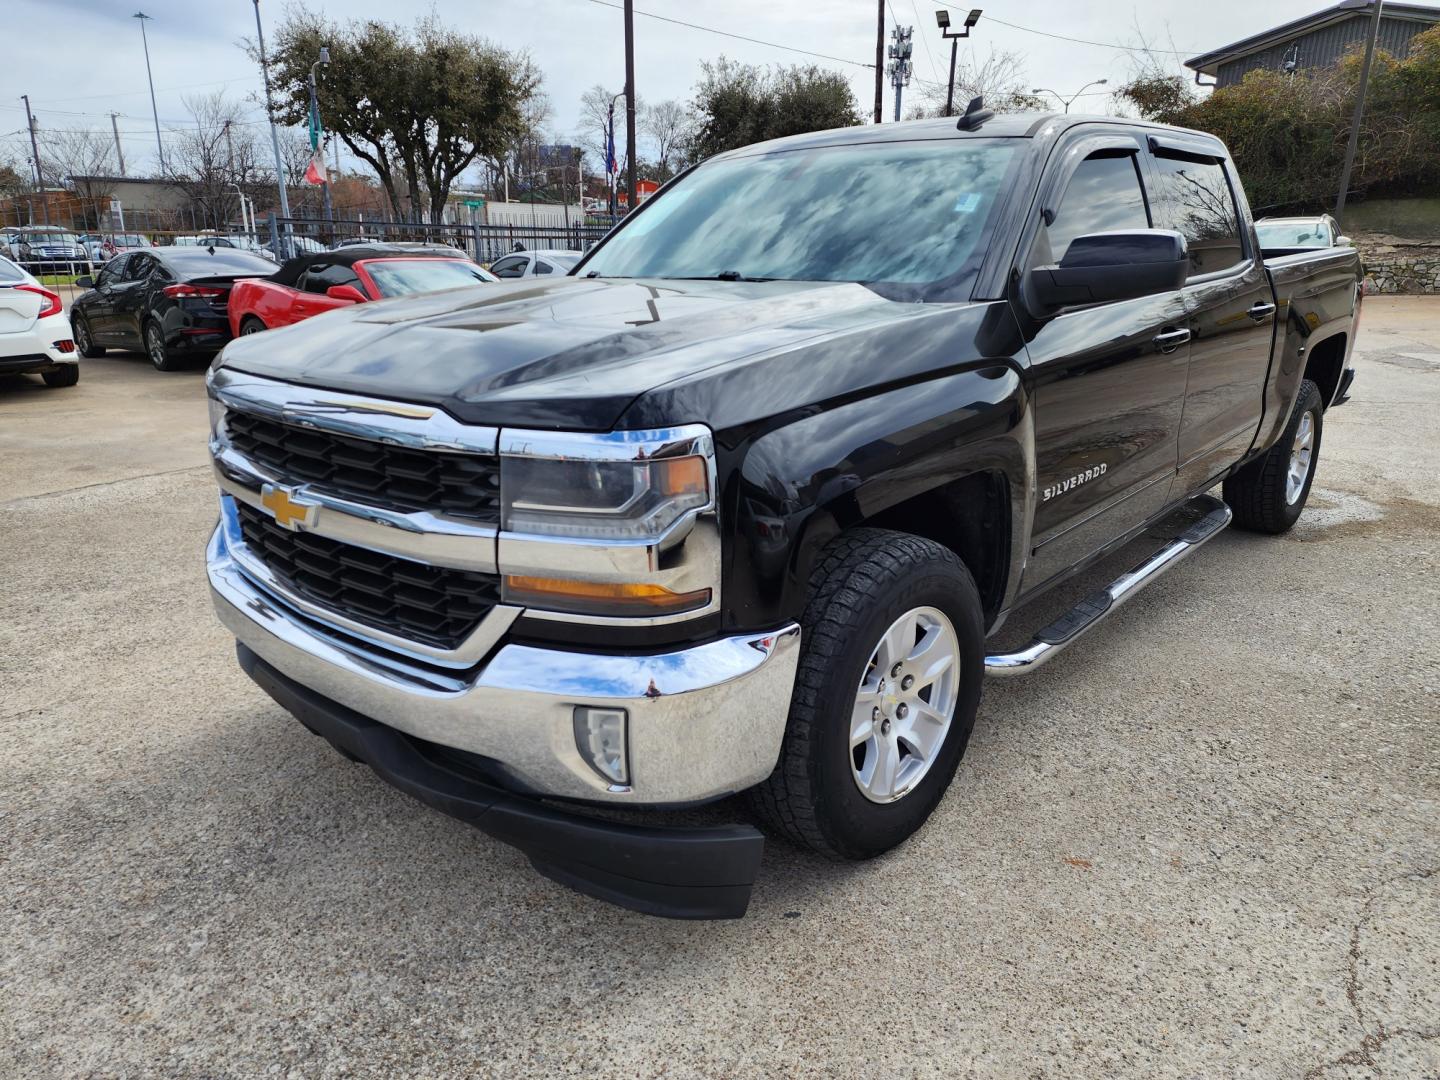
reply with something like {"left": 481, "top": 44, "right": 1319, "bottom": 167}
{"left": 226, "top": 411, "right": 500, "bottom": 522}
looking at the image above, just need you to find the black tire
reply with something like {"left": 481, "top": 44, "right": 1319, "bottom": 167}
{"left": 751, "top": 528, "right": 985, "bottom": 860}
{"left": 42, "top": 364, "right": 79, "bottom": 388}
{"left": 72, "top": 316, "right": 104, "bottom": 358}
{"left": 144, "top": 320, "right": 182, "bottom": 371}
{"left": 239, "top": 316, "right": 266, "bottom": 336}
{"left": 1223, "top": 378, "right": 1323, "bottom": 534}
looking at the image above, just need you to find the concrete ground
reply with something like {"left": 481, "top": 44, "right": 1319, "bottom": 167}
{"left": 2, "top": 301, "right": 1437, "bottom": 1079}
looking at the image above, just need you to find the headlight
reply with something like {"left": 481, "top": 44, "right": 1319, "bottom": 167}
{"left": 499, "top": 426, "right": 713, "bottom": 542}
{"left": 498, "top": 425, "right": 719, "bottom": 620}
{"left": 207, "top": 394, "right": 227, "bottom": 441}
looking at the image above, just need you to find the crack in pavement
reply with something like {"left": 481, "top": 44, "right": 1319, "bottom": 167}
{"left": 1304, "top": 865, "right": 1439, "bottom": 1079}
{"left": 0, "top": 464, "right": 210, "bottom": 508}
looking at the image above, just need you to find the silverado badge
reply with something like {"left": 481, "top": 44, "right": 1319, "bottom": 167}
{"left": 260, "top": 484, "right": 319, "bottom": 531}
{"left": 1042, "top": 463, "right": 1107, "bottom": 502}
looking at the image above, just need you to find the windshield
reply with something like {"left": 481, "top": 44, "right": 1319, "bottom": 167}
{"left": 1256, "top": 221, "right": 1329, "bottom": 248}
{"left": 579, "top": 138, "right": 1020, "bottom": 299}
{"left": 361, "top": 258, "right": 497, "bottom": 297}
{"left": 24, "top": 232, "right": 80, "bottom": 244}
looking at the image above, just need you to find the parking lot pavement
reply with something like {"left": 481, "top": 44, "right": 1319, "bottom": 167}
{"left": 3, "top": 302, "right": 1437, "bottom": 1079}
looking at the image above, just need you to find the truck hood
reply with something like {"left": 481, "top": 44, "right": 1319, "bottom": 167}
{"left": 215, "top": 276, "right": 904, "bottom": 429}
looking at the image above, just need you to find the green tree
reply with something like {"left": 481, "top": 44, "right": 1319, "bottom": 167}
{"left": 689, "top": 58, "right": 860, "bottom": 160}
{"left": 261, "top": 10, "right": 540, "bottom": 222}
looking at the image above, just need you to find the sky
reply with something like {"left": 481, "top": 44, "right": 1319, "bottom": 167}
{"left": 1, "top": 0, "right": 1393, "bottom": 184}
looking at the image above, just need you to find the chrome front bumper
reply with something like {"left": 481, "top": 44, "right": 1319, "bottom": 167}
{"left": 207, "top": 521, "right": 801, "bottom": 805}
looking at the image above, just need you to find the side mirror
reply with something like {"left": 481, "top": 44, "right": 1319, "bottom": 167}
{"left": 1023, "top": 229, "right": 1188, "bottom": 317}
{"left": 75, "top": 275, "right": 95, "bottom": 289}
{"left": 1336, "top": 234, "right": 1352, "bottom": 247}
{"left": 326, "top": 284, "right": 368, "bottom": 304}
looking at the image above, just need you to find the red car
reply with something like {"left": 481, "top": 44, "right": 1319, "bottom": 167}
{"left": 227, "top": 244, "right": 498, "bottom": 337}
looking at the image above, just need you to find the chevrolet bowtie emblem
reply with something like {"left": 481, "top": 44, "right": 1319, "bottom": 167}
{"left": 260, "top": 484, "right": 318, "bottom": 531}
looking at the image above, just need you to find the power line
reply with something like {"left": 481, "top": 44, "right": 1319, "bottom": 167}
{"left": 583, "top": 0, "right": 876, "bottom": 68}
{"left": 908, "top": 0, "right": 943, "bottom": 85}
{"left": 933, "top": 1, "right": 1199, "bottom": 56}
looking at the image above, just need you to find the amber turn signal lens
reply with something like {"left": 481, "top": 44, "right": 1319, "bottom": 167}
{"left": 504, "top": 575, "right": 711, "bottom": 616}
{"left": 655, "top": 456, "right": 708, "bottom": 497}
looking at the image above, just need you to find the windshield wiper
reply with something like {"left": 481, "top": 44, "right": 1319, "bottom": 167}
{"left": 670, "top": 271, "right": 774, "bottom": 282}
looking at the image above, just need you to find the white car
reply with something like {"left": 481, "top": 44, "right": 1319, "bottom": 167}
{"left": 0, "top": 254, "right": 78, "bottom": 387}
{"left": 486, "top": 249, "right": 582, "bottom": 279}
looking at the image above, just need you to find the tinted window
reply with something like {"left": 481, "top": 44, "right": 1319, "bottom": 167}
{"left": 533, "top": 260, "right": 553, "bottom": 275}
{"left": 0, "top": 256, "right": 22, "bottom": 282}
{"left": 1039, "top": 153, "right": 1151, "bottom": 265}
{"left": 121, "top": 254, "right": 154, "bottom": 281}
{"left": 1152, "top": 156, "right": 1245, "bottom": 276}
{"left": 162, "top": 249, "right": 276, "bottom": 277}
{"left": 362, "top": 258, "right": 496, "bottom": 297}
{"left": 490, "top": 255, "right": 527, "bottom": 278}
{"left": 581, "top": 139, "right": 1019, "bottom": 300}
{"left": 97, "top": 255, "right": 128, "bottom": 285}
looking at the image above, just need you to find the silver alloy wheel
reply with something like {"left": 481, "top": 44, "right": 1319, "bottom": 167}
{"left": 849, "top": 605, "right": 960, "bottom": 804}
{"left": 147, "top": 324, "right": 166, "bottom": 368}
{"left": 1286, "top": 410, "right": 1315, "bottom": 505}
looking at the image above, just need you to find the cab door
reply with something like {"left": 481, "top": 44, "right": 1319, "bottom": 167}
{"left": 110, "top": 252, "right": 157, "bottom": 347}
{"left": 84, "top": 254, "right": 129, "bottom": 342}
{"left": 289, "top": 263, "right": 362, "bottom": 323}
{"left": 1016, "top": 131, "right": 1191, "bottom": 591}
{"left": 1147, "top": 138, "right": 1276, "bottom": 494}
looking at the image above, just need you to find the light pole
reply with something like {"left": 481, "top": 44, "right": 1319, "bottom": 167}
{"left": 133, "top": 12, "right": 165, "bottom": 174}
{"left": 1032, "top": 78, "right": 1109, "bottom": 114}
{"left": 605, "top": 90, "right": 624, "bottom": 221}
{"left": 935, "top": 9, "right": 982, "bottom": 117}
{"left": 308, "top": 45, "right": 332, "bottom": 223}
{"left": 251, "top": 0, "right": 292, "bottom": 246}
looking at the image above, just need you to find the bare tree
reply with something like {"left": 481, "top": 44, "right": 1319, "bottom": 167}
{"left": 907, "top": 48, "right": 1046, "bottom": 118}
{"left": 167, "top": 92, "right": 263, "bottom": 230}
{"left": 576, "top": 84, "right": 641, "bottom": 178}
{"left": 640, "top": 99, "right": 694, "bottom": 180}
{"left": 38, "top": 128, "right": 117, "bottom": 227}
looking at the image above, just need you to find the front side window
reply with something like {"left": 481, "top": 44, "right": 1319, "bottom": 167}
{"left": 489, "top": 255, "right": 527, "bottom": 278}
{"left": 122, "top": 254, "right": 154, "bottom": 281}
{"left": 299, "top": 263, "right": 361, "bottom": 294}
{"left": 579, "top": 138, "right": 1020, "bottom": 301}
{"left": 97, "top": 255, "right": 128, "bottom": 285}
{"left": 1033, "top": 151, "right": 1151, "bottom": 266}
{"left": 1152, "top": 156, "right": 1245, "bottom": 277}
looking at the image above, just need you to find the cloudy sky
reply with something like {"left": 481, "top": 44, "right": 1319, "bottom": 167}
{"left": 4, "top": 0, "right": 1360, "bottom": 181}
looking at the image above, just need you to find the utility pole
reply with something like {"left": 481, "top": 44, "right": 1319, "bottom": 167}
{"left": 623, "top": 0, "right": 637, "bottom": 215}
{"left": 873, "top": 0, "right": 885, "bottom": 123}
{"left": 110, "top": 112, "right": 127, "bottom": 176}
{"left": 251, "top": 0, "right": 292, "bottom": 242}
{"left": 133, "top": 13, "right": 165, "bottom": 174}
{"left": 223, "top": 119, "right": 235, "bottom": 173}
{"left": 1335, "top": 0, "right": 1385, "bottom": 224}
{"left": 887, "top": 26, "right": 913, "bottom": 122}
{"left": 21, "top": 95, "right": 49, "bottom": 224}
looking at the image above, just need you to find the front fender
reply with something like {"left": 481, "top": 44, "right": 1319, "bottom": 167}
{"left": 722, "top": 365, "right": 1030, "bottom": 630}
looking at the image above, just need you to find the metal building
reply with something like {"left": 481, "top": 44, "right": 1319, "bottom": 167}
{"left": 1186, "top": 0, "right": 1440, "bottom": 88}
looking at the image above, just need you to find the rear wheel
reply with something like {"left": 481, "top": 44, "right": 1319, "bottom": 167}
{"left": 752, "top": 529, "right": 984, "bottom": 860}
{"left": 1223, "top": 378, "right": 1323, "bottom": 534}
{"left": 42, "top": 364, "right": 79, "bottom": 388}
{"left": 145, "top": 320, "right": 182, "bottom": 372}
{"left": 239, "top": 316, "right": 266, "bottom": 336}
{"left": 72, "top": 316, "right": 104, "bottom": 358}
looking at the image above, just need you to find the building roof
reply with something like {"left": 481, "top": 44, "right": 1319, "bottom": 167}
{"left": 1185, "top": 0, "right": 1440, "bottom": 74}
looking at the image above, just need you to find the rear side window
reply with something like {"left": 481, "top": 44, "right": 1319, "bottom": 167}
{"left": 0, "top": 256, "right": 22, "bottom": 282}
{"left": 1151, "top": 156, "right": 1246, "bottom": 277}
{"left": 533, "top": 260, "right": 553, "bottom": 275}
{"left": 1038, "top": 152, "right": 1151, "bottom": 265}
{"left": 490, "top": 255, "right": 527, "bottom": 278}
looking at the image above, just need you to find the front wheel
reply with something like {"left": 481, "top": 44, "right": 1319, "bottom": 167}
{"left": 72, "top": 316, "right": 104, "bottom": 358}
{"left": 145, "top": 320, "right": 182, "bottom": 371}
{"left": 752, "top": 528, "right": 984, "bottom": 860}
{"left": 1224, "top": 378, "right": 1323, "bottom": 534}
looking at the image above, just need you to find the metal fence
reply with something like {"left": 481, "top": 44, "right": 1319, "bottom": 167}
{"left": 269, "top": 215, "right": 617, "bottom": 265}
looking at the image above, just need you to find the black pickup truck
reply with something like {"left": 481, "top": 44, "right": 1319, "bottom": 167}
{"left": 204, "top": 110, "right": 1361, "bottom": 919}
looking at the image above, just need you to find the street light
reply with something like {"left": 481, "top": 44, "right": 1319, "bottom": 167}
{"left": 309, "top": 45, "right": 332, "bottom": 223}
{"left": 935, "top": 9, "right": 982, "bottom": 118}
{"left": 132, "top": 12, "right": 165, "bottom": 174}
{"left": 1032, "top": 78, "right": 1109, "bottom": 114}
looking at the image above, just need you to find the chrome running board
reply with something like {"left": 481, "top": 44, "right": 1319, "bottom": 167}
{"left": 985, "top": 494, "right": 1233, "bottom": 677}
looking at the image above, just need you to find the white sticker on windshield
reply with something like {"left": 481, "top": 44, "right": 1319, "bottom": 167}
{"left": 953, "top": 193, "right": 982, "bottom": 213}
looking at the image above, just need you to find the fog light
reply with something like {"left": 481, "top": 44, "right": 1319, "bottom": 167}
{"left": 573, "top": 706, "right": 629, "bottom": 786}
{"left": 53, "top": 339, "right": 75, "bottom": 353}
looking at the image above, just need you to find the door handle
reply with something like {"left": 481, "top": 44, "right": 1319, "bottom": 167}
{"left": 1248, "top": 301, "right": 1277, "bottom": 321}
{"left": 1152, "top": 328, "right": 1191, "bottom": 354}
